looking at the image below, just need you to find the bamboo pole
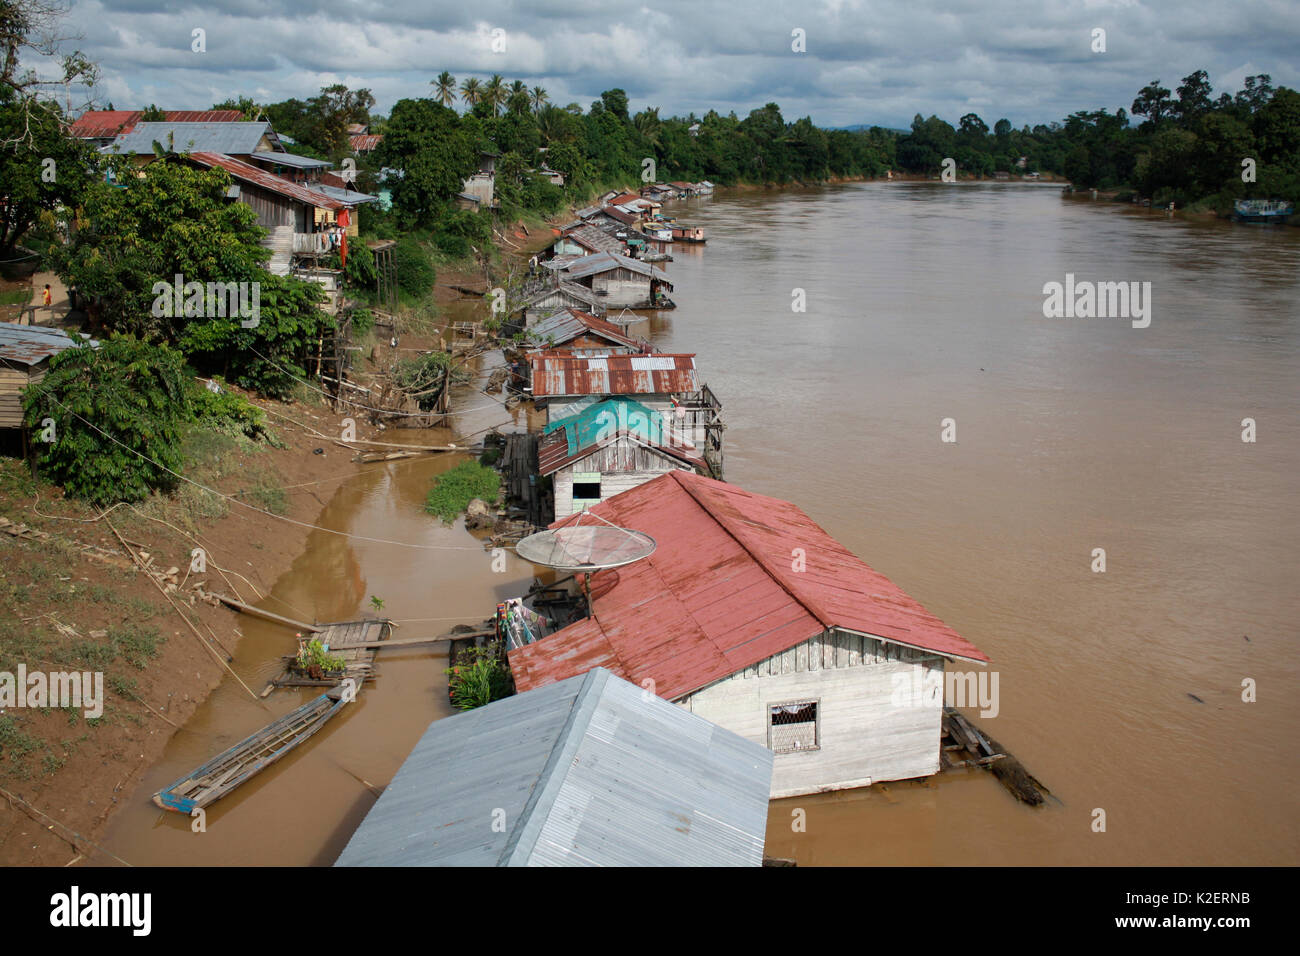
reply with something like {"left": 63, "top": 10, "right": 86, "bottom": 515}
{"left": 211, "top": 594, "right": 322, "bottom": 633}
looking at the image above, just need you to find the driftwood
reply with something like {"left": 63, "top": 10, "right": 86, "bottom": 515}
{"left": 942, "top": 708, "right": 1050, "bottom": 807}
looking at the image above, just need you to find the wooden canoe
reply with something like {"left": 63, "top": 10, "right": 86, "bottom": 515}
{"left": 152, "top": 688, "right": 351, "bottom": 814}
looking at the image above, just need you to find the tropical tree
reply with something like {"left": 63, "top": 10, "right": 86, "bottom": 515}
{"left": 432, "top": 71, "right": 456, "bottom": 108}
{"left": 483, "top": 74, "right": 505, "bottom": 116}
{"left": 1131, "top": 80, "right": 1173, "bottom": 129}
{"left": 530, "top": 85, "right": 548, "bottom": 112}
{"left": 459, "top": 76, "right": 482, "bottom": 109}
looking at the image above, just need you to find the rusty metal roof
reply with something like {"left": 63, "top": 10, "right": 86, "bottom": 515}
{"left": 509, "top": 472, "right": 991, "bottom": 700}
{"left": 68, "top": 110, "right": 244, "bottom": 139}
{"left": 187, "top": 152, "right": 345, "bottom": 210}
{"left": 350, "top": 133, "right": 383, "bottom": 152}
{"left": 530, "top": 352, "right": 697, "bottom": 398}
{"left": 0, "top": 322, "right": 96, "bottom": 366}
{"left": 594, "top": 205, "right": 638, "bottom": 225}
{"left": 525, "top": 309, "right": 646, "bottom": 353}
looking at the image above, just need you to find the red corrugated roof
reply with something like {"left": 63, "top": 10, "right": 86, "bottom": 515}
{"left": 508, "top": 472, "right": 990, "bottom": 699}
{"left": 187, "top": 152, "right": 344, "bottom": 210}
{"left": 68, "top": 110, "right": 243, "bottom": 138}
{"left": 530, "top": 352, "right": 697, "bottom": 397}
{"left": 350, "top": 133, "right": 383, "bottom": 151}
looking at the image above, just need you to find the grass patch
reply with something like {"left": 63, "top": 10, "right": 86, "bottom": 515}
{"left": 424, "top": 461, "right": 501, "bottom": 524}
{"left": 0, "top": 289, "right": 29, "bottom": 306}
{"left": 0, "top": 716, "right": 41, "bottom": 764}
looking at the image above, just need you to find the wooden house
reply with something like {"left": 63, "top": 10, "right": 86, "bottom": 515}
{"left": 0, "top": 323, "right": 96, "bottom": 431}
{"left": 513, "top": 281, "right": 609, "bottom": 328}
{"left": 547, "top": 224, "right": 625, "bottom": 260}
{"left": 507, "top": 472, "right": 991, "bottom": 798}
{"left": 529, "top": 351, "right": 722, "bottom": 476}
{"left": 539, "top": 398, "right": 708, "bottom": 519}
{"left": 521, "top": 308, "right": 646, "bottom": 357}
{"left": 546, "top": 252, "right": 673, "bottom": 309}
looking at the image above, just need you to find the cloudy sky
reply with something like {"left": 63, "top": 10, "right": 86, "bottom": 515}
{"left": 40, "top": 0, "right": 1300, "bottom": 128}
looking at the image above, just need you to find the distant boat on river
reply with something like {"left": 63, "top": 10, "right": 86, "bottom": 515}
{"left": 1232, "top": 199, "right": 1294, "bottom": 224}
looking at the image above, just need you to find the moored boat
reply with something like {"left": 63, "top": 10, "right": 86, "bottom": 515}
{"left": 1232, "top": 199, "right": 1294, "bottom": 223}
{"left": 151, "top": 687, "right": 352, "bottom": 814}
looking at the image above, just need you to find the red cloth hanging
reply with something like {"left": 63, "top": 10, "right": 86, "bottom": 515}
{"left": 337, "top": 208, "right": 350, "bottom": 268}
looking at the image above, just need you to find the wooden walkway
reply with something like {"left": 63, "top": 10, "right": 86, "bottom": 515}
{"left": 261, "top": 619, "right": 391, "bottom": 696}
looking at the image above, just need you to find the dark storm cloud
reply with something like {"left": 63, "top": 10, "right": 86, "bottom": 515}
{"left": 59, "top": 0, "right": 1300, "bottom": 128}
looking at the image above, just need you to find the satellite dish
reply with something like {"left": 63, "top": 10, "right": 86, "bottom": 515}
{"left": 515, "top": 512, "right": 655, "bottom": 571}
{"left": 605, "top": 308, "right": 646, "bottom": 327}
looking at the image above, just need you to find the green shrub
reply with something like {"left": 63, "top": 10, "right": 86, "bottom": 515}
{"left": 23, "top": 335, "right": 190, "bottom": 505}
{"left": 445, "top": 643, "right": 513, "bottom": 710}
{"left": 393, "top": 235, "right": 436, "bottom": 299}
{"left": 424, "top": 460, "right": 500, "bottom": 523}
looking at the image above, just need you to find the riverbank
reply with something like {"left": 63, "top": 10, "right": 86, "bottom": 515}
{"left": 0, "top": 388, "right": 411, "bottom": 865}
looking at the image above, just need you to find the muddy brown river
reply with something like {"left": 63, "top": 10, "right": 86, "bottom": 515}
{"left": 102, "top": 182, "right": 1299, "bottom": 865}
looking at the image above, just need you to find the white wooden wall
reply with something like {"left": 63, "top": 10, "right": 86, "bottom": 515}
{"left": 679, "top": 629, "right": 945, "bottom": 797}
{"left": 553, "top": 440, "right": 695, "bottom": 518}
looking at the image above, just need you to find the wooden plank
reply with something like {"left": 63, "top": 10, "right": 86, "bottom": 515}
{"left": 214, "top": 594, "right": 322, "bottom": 633}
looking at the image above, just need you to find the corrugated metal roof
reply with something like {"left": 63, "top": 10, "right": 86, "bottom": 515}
{"left": 509, "top": 472, "right": 991, "bottom": 700}
{"left": 68, "top": 110, "right": 244, "bottom": 139}
{"left": 104, "top": 121, "right": 281, "bottom": 156}
{"left": 559, "top": 224, "right": 624, "bottom": 255}
{"left": 525, "top": 309, "right": 644, "bottom": 352}
{"left": 594, "top": 205, "right": 637, "bottom": 225}
{"left": 558, "top": 251, "right": 669, "bottom": 284}
{"left": 520, "top": 282, "right": 608, "bottom": 316}
{"left": 186, "top": 152, "right": 345, "bottom": 210}
{"left": 530, "top": 353, "right": 697, "bottom": 398}
{"left": 333, "top": 668, "right": 772, "bottom": 866}
{"left": 250, "top": 151, "right": 332, "bottom": 169}
{"left": 538, "top": 398, "right": 703, "bottom": 475}
{"left": 350, "top": 133, "right": 383, "bottom": 151}
{"left": 0, "top": 322, "right": 96, "bottom": 366}
{"left": 313, "top": 183, "right": 379, "bottom": 206}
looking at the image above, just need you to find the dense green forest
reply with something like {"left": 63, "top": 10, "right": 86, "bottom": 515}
{"left": 210, "top": 68, "right": 1299, "bottom": 227}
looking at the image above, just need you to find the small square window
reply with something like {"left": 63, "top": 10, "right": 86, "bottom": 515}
{"left": 769, "top": 700, "right": 819, "bottom": 754}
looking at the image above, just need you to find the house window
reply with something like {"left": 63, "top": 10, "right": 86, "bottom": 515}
{"left": 768, "top": 700, "right": 819, "bottom": 754}
{"left": 572, "top": 472, "right": 601, "bottom": 502}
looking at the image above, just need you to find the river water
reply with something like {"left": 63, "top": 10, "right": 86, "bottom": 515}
{"left": 102, "top": 182, "right": 1299, "bottom": 866}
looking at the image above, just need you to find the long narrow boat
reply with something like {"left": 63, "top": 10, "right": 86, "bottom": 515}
{"left": 152, "top": 688, "right": 351, "bottom": 814}
{"left": 1232, "top": 199, "right": 1294, "bottom": 224}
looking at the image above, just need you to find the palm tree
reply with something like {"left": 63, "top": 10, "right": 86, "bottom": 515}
{"left": 432, "top": 71, "right": 457, "bottom": 108}
{"left": 536, "top": 104, "right": 568, "bottom": 144}
{"left": 634, "top": 107, "right": 662, "bottom": 147}
{"left": 530, "top": 86, "right": 548, "bottom": 113}
{"left": 483, "top": 74, "right": 505, "bottom": 116}
{"left": 460, "top": 76, "right": 482, "bottom": 109}
{"left": 509, "top": 79, "right": 526, "bottom": 98}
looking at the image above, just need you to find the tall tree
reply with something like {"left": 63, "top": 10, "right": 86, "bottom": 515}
{"left": 1131, "top": 80, "right": 1172, "bottom": 128}
{"left": 459, "top": 76, "right": 482, "bottom": 108}
{"left": 432, "top": 71, "right": 456, "bottom": 108}
{"left": 1173, "top": 70, "right": 1213, "bottom": 123}
{"left": 483, "top": 74, "right": 505, "bottom": 116}
{"left": 530, "top": 85, "right": 548, "bottom": 113}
